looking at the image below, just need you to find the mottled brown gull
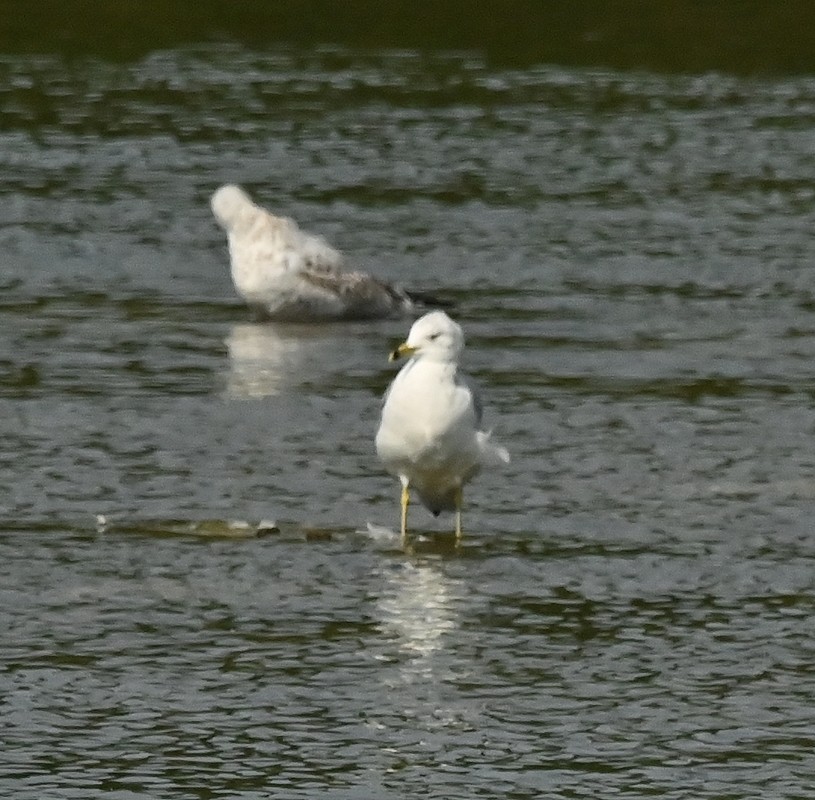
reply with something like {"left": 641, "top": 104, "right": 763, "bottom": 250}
{"left": 211, "top": 185, "right": 444, "bottom": 321}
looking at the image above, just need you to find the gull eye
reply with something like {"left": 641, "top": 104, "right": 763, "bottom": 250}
{"left": 428, "top": 332, "right": 441, "bottom": 341}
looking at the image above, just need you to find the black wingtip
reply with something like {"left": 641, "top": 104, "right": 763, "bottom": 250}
{"left": 405, "top": 289, "right": 456, "bottom": 310}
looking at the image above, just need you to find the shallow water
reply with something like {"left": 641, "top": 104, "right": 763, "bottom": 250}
{"left": 3, "top": 44, "right": 815, "bottom": 798}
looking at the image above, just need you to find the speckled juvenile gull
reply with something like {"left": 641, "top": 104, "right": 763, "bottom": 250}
{"left": 375, "top": 310, "right": 509, "bottom": 545}
{"left": 211, "top": 184, "right": 445, "bottom": 321}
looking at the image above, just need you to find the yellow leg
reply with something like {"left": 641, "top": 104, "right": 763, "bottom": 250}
{"left": 400, "top": 480, "right": 410, "bottom": 546}
{"left": 454, "top": 486, "right": 463, "bottom": 544}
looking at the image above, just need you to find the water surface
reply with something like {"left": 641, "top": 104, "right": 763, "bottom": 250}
{"left": 2, "top": 45, "right": 815, "bottom": 798}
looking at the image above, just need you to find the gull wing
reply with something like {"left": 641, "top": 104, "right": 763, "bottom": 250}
{"left": 455, "top": 370, "right": 484, "bottom": 426}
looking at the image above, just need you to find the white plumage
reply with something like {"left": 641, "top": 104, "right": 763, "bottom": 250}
{"left": 375, "top": 310, "right": 509, "bottom": 544}
{"left": 211, "top": 185, "right": 438, "bottom": 321}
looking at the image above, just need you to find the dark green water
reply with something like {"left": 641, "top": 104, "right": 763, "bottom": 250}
{"left": 3, "top": 8, "right": 815, "bottom": 798}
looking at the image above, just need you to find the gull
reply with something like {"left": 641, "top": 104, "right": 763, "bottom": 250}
{"left": 375, "top": 310, "right": 509, "bottom": 546}
{"left": 211, "top": 185, "right": 445, "bottom": 321}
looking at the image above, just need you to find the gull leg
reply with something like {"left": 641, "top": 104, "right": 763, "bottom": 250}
{"left": 399, "top": 478, "right": 410, "bottom": 546}
{"left": 454, "top": 486, "right": 463, "bottom": 544}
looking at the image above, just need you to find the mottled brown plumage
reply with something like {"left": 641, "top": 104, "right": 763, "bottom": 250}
{"left": 211, "top": 185, "right": 446, "bottom": 321}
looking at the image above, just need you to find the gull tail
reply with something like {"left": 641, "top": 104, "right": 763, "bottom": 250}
{"left": 477, "top": 431, "right": 510, "bottom": 466}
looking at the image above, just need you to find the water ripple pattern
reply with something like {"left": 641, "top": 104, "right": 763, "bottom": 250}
{"left": 1, "top": 46, "right": 815, "bottom": 798}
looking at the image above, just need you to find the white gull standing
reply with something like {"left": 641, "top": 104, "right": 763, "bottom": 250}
{"left": 211, "top": 185, "right": 444, "bottom": 321}
{"left": 375, "top": 310, "right": 509, "bottom": 546}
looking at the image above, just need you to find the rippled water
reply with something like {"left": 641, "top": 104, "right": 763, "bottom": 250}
{"left": 3, "top": 45, "right": 815, "bottom": 797}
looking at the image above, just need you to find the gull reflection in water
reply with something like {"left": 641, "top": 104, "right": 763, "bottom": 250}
{"left": 225, "top": 323, "right": 315, "bottom": 398}
{"left": 376, "top": 560, "right": 461, "bottom": 682}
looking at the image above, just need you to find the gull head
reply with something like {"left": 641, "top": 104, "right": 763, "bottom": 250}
{"left": 211, "top": 184, "right": 256, "bottom": 231}
{"left": 389, "top": 310, "right": 464, "bottom": 363}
